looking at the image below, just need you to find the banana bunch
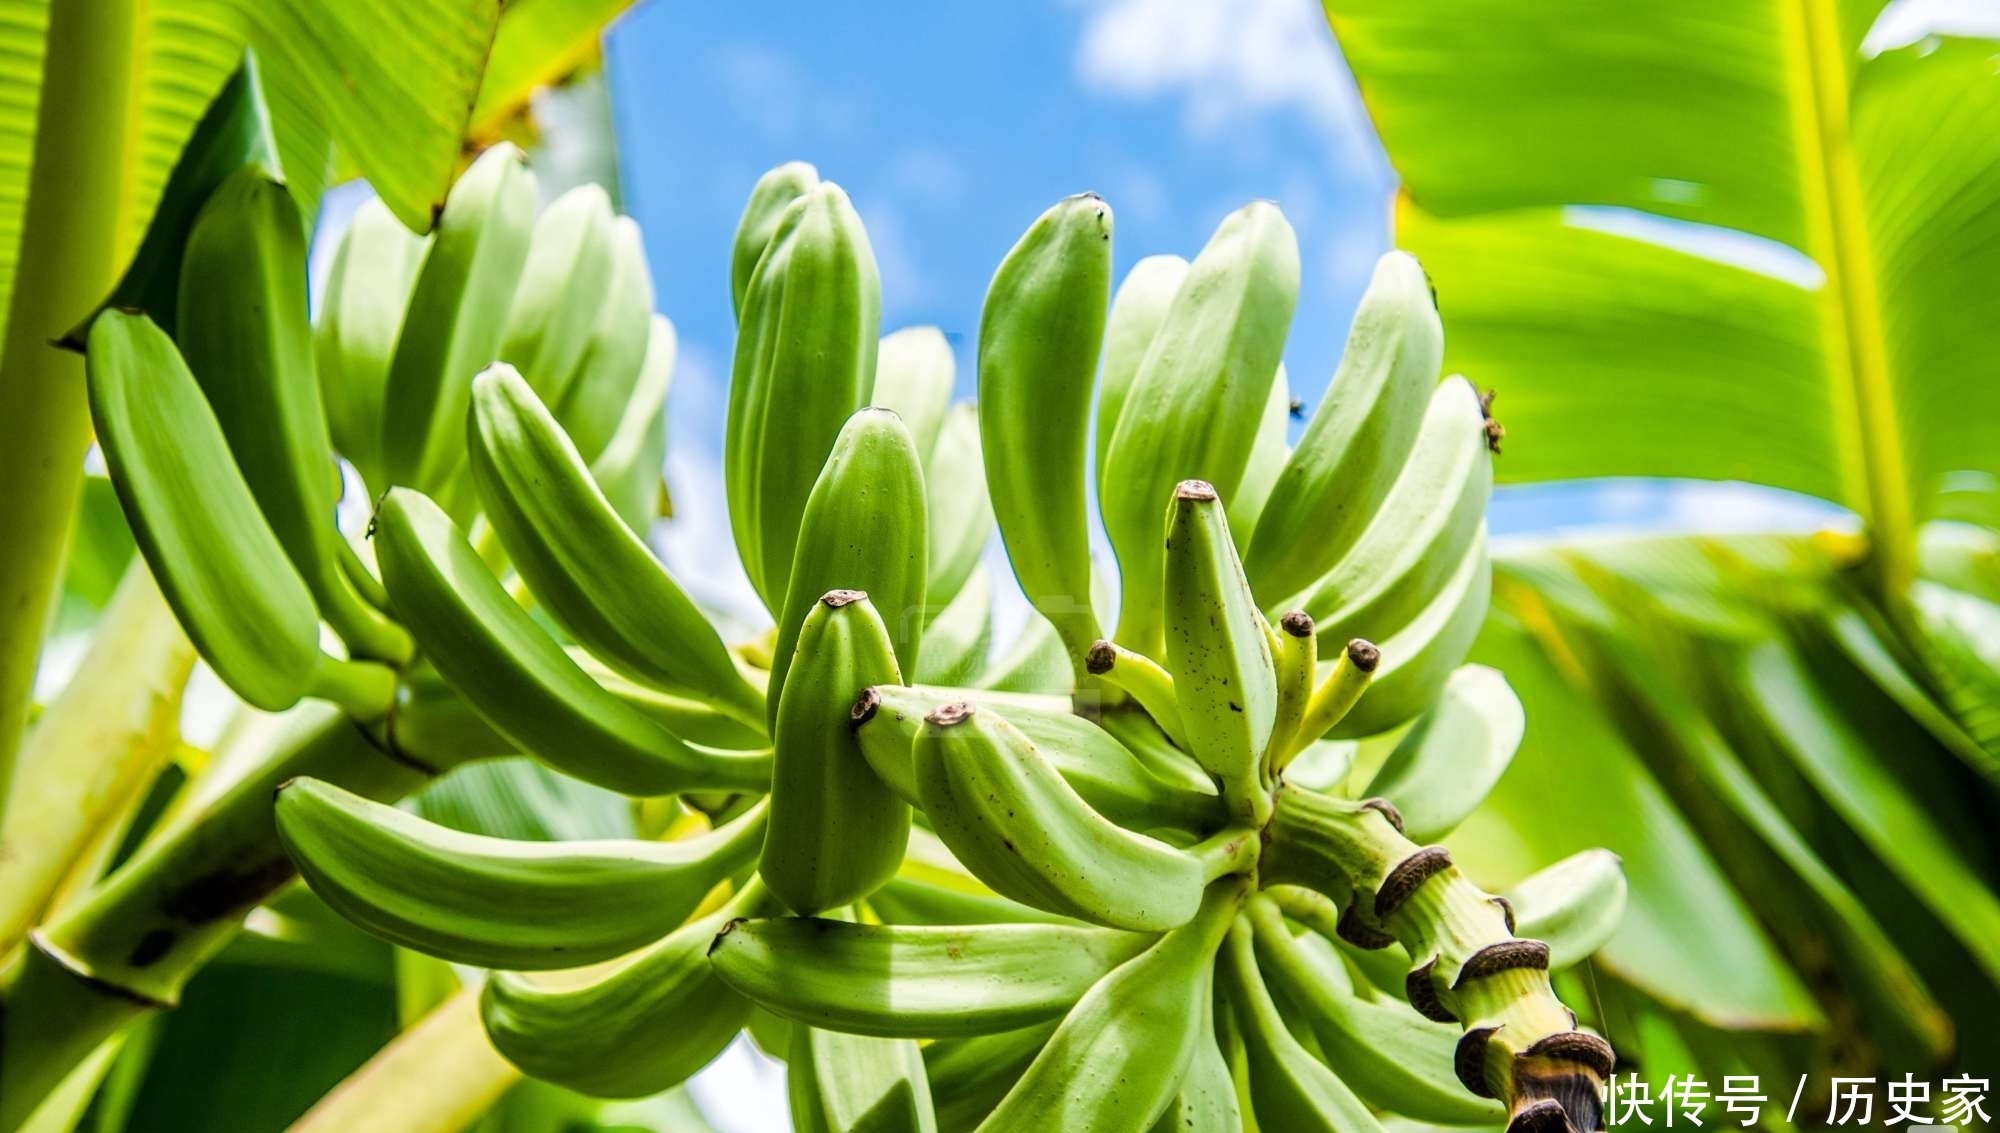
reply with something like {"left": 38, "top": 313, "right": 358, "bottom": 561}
{"left": 237, "top": 158, "right": 1630, "bottom": 1133}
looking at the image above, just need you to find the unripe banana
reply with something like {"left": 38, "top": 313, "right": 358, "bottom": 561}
{"left": 766, "top": 408, "right": 927, "bottom": 719}
{"left": 975, "top": 876, "right": 1248, "bottom": 1133}
{"left": 924, "top": 1023, "right": 1058, "bottom": 1133}
{"left": 482, "top": 883, "right": 780, "bottom": 1098}
{"left": 498, "top": 182, "right": 617, "bottom": 402}
{"left": 1245, "top": 251, "right": 1442, "bottom": 605}
{"left": 1504, "top": 849, "right": 1627, "bottom": 970}
{"left": 1363, "top": 665, "right": 1523, "bottom": 841}
{"left": 85, "top": 310, "right": 321, "bottom": 711}
{"left": 789, "top": 1025, "right": 938, "bottom": 1133}
{"left": 855, "top": 684, "right": 1221, "bottom": 832}
{"left": 726, "top": 181, "right": 881, "bottom": 610}
{"left": 1164, "top": 479, "right": 1277, "bottom": 823}
{"left": 177, "top": 167, "right": 412, "bottom": 664}
{"left": 576, "top": 649, "right": 768, "bottom": 751}
{"left": 872, "top": 827, "right": 1069, "bottom": 926}
{"left": 764, "top": 591, "right": 911, "bottom": 914}
{"left": 1246, "top": 896, "right": 1504, "bottom": 1124}
{"left": 556, "top": 216, "right": 656, "bottom": 463}
{"left": 874, "top": 326, "right": 955, "bottom": 460}
{"left": 1215, "top": 916, "right": 1385, "bottom": 1133}
{"left": 1148, "top": 991, "right": 1242, "bottom": 1133}
{"left": 1299, "top": 376, "right": 1492, "bottom": 640}
{"left": 1268, "top": 611, "right": 1318, "bottom": 773}
{"left": 1083, "top": 639, "right": 1189, "bottom": 749}
{"left": 977, "top": 610, "right": 1072, "bottom": 695}
{"left": 370, "top": 487, "right": 770, "bottom": 795}
{"left": 468, "top": 364, "right": 761, "bottom": 722}
{"left": 915, "top": 565, "right": 992, "bottom": 687}
{"left": 708, "top": 916, "right": 1152, "bottom": 1038}
{"left": 731, "top": 160, "right": 819, "bottom": 319}
{"left": 382, "top": 142, "right": 537, "bottom": 492}
{"left": 1100, "top": 204, "right": 1298, "bottom": 658}
{"left": 587, "top": 313, "right": 676, "bottom": 532}
{"left": 914, "top": 702, "right": 1206, "bottom": 932}
{"left": 1327, "top": 544, "right": 1491, "bottom": 739}
{"left": 979, "top": 194, "right": 1112, "bottom": 666}
{"left": 926, "top": 402, "right": 995, "bottom": 609}
{"left": 1227, "top": 366, "right": 1292, "bottom": 551}
{"left": 316, "top": 195, "right": 428, "bottom": 490}
{"left": 1094, "top": 254, "right": 1189, "bottom": 511}
{"left": 274, "top": 777, "right": 766, "bottom": 970}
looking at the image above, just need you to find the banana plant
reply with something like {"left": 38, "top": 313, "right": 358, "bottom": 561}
{"left": 1323, "top": 0, "right": 2000, "bottom": 1096}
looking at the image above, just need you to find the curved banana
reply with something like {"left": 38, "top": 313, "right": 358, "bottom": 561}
{"left": 370, "top": 487, "right": 770, "bottom": 796}
{"left": 1299, "top": 376, "right": 1492, "bottom": 640}
{"left": 975, "top": 877, "right": 1247, "bottom": 1133}
{"left": 482, "top": 883, "right": 779, "bottom": 1098}
{"left": 1164, "top": 480, "right": 1277, "bottom": 823}
{"left": 764, "top": 591, "right": 911, "bottom": 915}
{"left": 979, "top": 194, "right": 1112, "bottom": 665}
{"left": 926, "top": 402, "right": 995, "bottom": 610}
{"left": 914, "top": 702, "right": 1207, "bottom": 932}
{"left": 873, "top": 325, "right": 955, "bottom": 461}
{"left": 1215, "top": 915, "right": 1386, "bottom": 1133}
{"left": 766, "top": 407, "right": 927, "bottom": 719}
{"left": 1148, "top": 990, "right": 1242, "bottom": 1133}
{"left": 924, "top": 1022, "right": 1057, "bottom": 1133}
{"left": 382, "top": 142, "right": 537, "bottom": 492}
{"left": 1246, "top": 896, "right": 1504, "bottom": 1124}
{"left": 1228, "top": 365, "right": 1292, "bottom": 551}
{"left": 556, "top": 215, "right": 656, "bottom": 464}
{"left": 731, "top": 160, "right": 819, "bottom": 319}
{"left": 315, "top": 195, "right": 428, "bottom": 491}
{"left": 1245, "top": 251, "right": 1442, "bottom": 605}
{"left": 789, "top": 1025, "right": 937, "bottom": 1133}
{"left": 1504, "top": 849, "right": 1627, "bottom": 970}
{"left": 1363, "top": 665, "right": 1524, "bottom": 841}
{"left": 274, "top": 777, "right": 766, "bottom": 970}
{"left": 576, "top": 650, "right": 768, "bottom": 751}
{"left": 1268, "top": 611, "right": 1318, "bottom": 772}
{"left": 1327, "top": 541, "right": 1492, "bottom": 739}
{"left": 85, "top": 310, "right": 321, "bottom": 712}
{"left": 725, "top": 181, "right": 880, "bottom": 611}
{"left": 915, "top": 565, "right": 993, "bottom": 687}
{"left": 498, "top": 182, "right": 617, "bottom": 402}
{"left": 177, "top": 167, "right": 411, "bottom": 664}
{"left": 708, "top": 916, "right": 1152, "bottom": 1038}
{"left": 1100, "top": 204, "right": 1298, "bottom": 658}
{"left": 467, "top": 363, "right": 761, "bottom": 721}
{"left": 1094, "top": 254, "right": 1189, "bottom": 512}
{"left": 586, "top": 313, "right": 677, "bottom": 531}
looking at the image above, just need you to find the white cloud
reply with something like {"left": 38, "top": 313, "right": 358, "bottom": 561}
{"left": 1072, "top": 0, "right": 1381, "bottom": 171}
{"left": 860, "top": 205, "right": 932, "bottom": 319}
{"left": 705, "top": 42, "right": 868, "bottom": 141}
{"left": 889, "top": 146, "right": 970, "bottom": 204}
{"left": 1865, "top": 0, "right": 2000, "bottom": 54}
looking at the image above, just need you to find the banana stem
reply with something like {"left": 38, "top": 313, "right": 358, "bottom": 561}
{"left": 1192, "top": 826, "right": 1261, "bottom": 882}
{"left": 308, "top": 654, "right": 400, "bottom": 721}
{"left": 1261, "top": 782, "right": 1612, "bottom": 1133}
{"left": 287, "top": 984, "right": 520, "bottom": 1133}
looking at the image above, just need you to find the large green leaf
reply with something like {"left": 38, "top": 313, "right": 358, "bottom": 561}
{"left": 1326, "top": 1, "right": 2000, "bottom": 581}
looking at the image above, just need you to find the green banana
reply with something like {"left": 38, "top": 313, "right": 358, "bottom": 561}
{"left": 978, "top": 194, "right": 1112, "bottom": 665}
{"left": 1362, "top": 665, "right": 1524, "bottom": 841}
{"left": 1228, "top": 365, "right": 1292, "bottom": 551}
{"left": 1246, "top": 896, "right": 1504, "bottom": 1124}
{"left": 731, "top": 160, "right": 819, "bottom": 319}
{"left": 576, "top": 650, "right": 769, "bottom": 751}
{"left": 382, "top": 142, "right": 537, "bottom": 493}
{"left": 370, "top": 487, "right": 770, "bottom": 795}
{"left": 1148, "top": 990, "right": 1242, "bottom": 1133}
{"left": 924, "top": 1023, "right": 1058, "bottom": 1133}
{"left": 1299, "top": 376, "right": 1493, "bottom": 639}
{"left": 482, "top": 883, "right": 778, "bottom": 1098}
{"left": 915, "top": 565, "right": 992, "bottom": 687}
{"left": 873, "top": 326, "right": 955, "bottom": 460}
{"left": 977, "top": 610, "right": 1072, "bottom": 695}
{"left": 556, "top": 215, "right": 657, "bottom": 463}
{"left": 177, "top": 166, "right": 411, "bottom": 664}
{"left": 1268, "top": 611, "right": 1318, "bottom": 772}
{"left": 1504, "top": 849, "right": 1627, "bottom": 970}
{"left": 274, "top": 777, "right": 766, "bottom": 970}
{"left": 1290, "top": 639, "right": 1379, "bottom": 753}
{"left": 498, "top": 182, "right": 617, "bottom": 402}
{"left": 467, "top": 363, "right": 762, "bottom": 721}
{"left": 975, "top": 877, "right": 1247, "bottom": 1133}
{"left": 1215, "top": 916, "right": 1385, "bottom": 1133}
{"left": 1245, "top": 251, "right": 1442, "bottom": 605}
{"left": 708, "top": 916, "right": 1152, "bottom": 1038}
{"left": 586, "top": 313, "right": 676, "bottom": 532}
{"left": 1327, "top": 544, "right": 1491, "bottom": 739}
{"left": 85, "top": 310, "right": 321, "bottom": 712}
{"left": 925, "top": 402, "right": 995, "bottom": 608}
{"left": 789, "top": 1025, "right": 938, "bottom": 1133}
{"left": 726, "top": 181, "right": 881, "bottom": 610}
{"left": 766, "top": 407, "right": 927, "bottom": 719}
{"left": 1094, "top": 254, "right": 1189, "bottom": 511}
{"left": 764, "top": 591, "right": 911, "bottom": 914}
{"left": 913, "top": 702, "right": 1207, "bottom": 932}
{"left": 858, "top": 684, "right": 1220, "bottom": 837}
{"left": 316, "top": 195, "right": 428, "bottom": 490}
{"left": 1164, "top": 479, "right": 1277, "bottom": 823}
{"left": 1083, "top": 639, "right": 1189, "bottom": 748}
{"left": 1100, "top": 204, "right": 1298, "bottom": 658}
